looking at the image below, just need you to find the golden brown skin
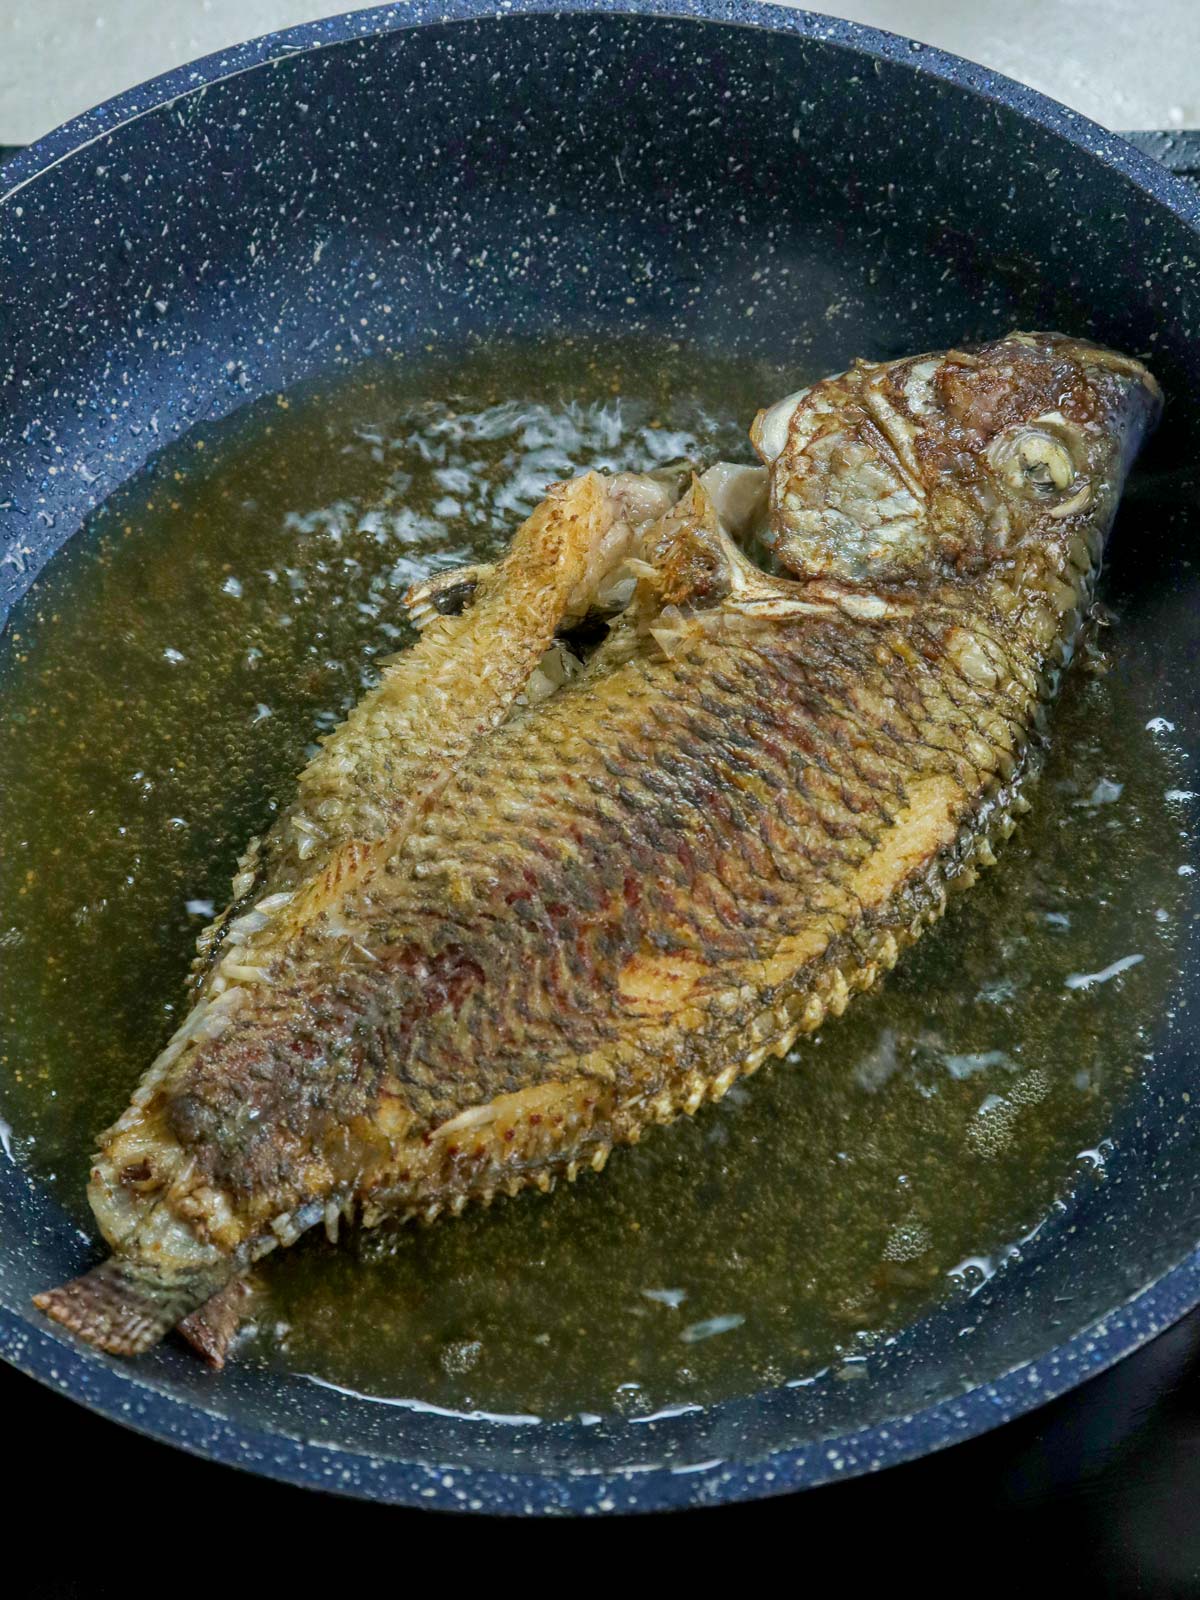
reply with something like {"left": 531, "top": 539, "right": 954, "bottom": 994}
{"left": 35, "top": 333, "right": 1161, "bottom": 1358}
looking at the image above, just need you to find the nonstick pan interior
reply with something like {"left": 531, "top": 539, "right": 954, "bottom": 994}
{"left": 2, "top": 1, "right": 1200, "bottom": 1511}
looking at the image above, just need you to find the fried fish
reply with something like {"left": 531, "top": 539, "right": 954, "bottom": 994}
{"left": 35, "top": 332, "right": 1161, "bottom": 1360}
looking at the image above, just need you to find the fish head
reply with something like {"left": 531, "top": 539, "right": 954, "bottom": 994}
{"left": 751, "top": 332, "right": 1162, "bottom": 584}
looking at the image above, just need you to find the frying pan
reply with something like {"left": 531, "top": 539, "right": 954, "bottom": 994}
{"left": 2, "top": 0, "right": 1199, "bottom": 1514}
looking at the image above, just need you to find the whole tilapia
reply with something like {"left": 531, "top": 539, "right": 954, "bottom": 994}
{"left": 35, "top": 333, "right": 1160, "bottom": 1360}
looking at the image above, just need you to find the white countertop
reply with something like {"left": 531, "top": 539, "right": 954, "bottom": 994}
{"left": 1, "top": 1, "right": 1196, "bottom": 147}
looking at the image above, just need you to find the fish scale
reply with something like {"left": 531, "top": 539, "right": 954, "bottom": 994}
{"left": 34, "top": 332, "right": 1161, "bottom": 1360}
{"left": 343, "top": 620, "right": 1007, "bottom": 1097}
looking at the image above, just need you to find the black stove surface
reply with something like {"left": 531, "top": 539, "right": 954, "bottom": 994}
{"left": 4, "top": 133, "right": 1200, "bottom": 1598}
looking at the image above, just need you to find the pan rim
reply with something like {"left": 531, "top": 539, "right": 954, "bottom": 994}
{"left": 4, "top": 0, "right": 1200, "bottom": 230}
{"left": 2, "top": 0, "right": 1199, "bottom": 1514}
{"left": 6, "top": 1245, "right": 1200, "bottom": 1512}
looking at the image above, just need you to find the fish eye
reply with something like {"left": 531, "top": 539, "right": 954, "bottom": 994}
{"left": 988, "top": 428, "right": 1076, "bottom": 498}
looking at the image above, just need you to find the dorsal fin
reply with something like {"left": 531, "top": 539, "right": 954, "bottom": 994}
{"left": 642, "top": 478, "right": 734, "bottom": 610}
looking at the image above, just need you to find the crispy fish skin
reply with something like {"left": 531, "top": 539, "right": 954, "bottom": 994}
{"left": 36, "top": 333, "right": 1161, "bottom": 1357}
{"left": 190, "top": 468, "right": 679, "bottom": 988}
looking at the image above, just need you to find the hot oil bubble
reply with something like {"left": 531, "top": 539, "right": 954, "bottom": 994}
{"left": 965, "top": 1069, "right": 1051, "bottom": 1159}
{"left": 883, "top": 1219, "right": 933, "bottom": 1262}
{"left": 441, "top": 1339, "right": 483, "bottom": 1376}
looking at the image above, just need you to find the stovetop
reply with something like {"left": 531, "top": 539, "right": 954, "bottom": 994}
{"left": 4, "top": 131, "right": 1200, "bottom": 1596}
{"left": 1124, "top": 128, "right": 1200, "bottom": 176}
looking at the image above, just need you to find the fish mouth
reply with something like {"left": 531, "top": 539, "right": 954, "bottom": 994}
{"left": 1068, "top": 340, "right": 1162, "bottom": 411}
{"left": 1086, "top": 347, "right": 1165, "bottom": 467}
{"left": 1013, "top": 332, "right": 1164, "bottom": 477}
{"left": 1014, "top": 331, "right": 1164, "bottom": 428}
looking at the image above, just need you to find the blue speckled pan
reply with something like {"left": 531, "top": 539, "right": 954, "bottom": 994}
{"left": 2, "top": 0, "right": 1200, "bottom": 1514}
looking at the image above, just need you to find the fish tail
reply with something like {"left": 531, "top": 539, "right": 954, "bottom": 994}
{"left": 177, "top": 1272, "right": 261, "bottom": 1368}
{"left": 33, "top": 1258, "right": 221, "bottom": 1357}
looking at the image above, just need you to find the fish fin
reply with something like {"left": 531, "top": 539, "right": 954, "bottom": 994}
{"left": 402, "top": 563, "right": 495, "bottom": 630}
{"left": 177, "top": 1272, "right": 261, "bottom": 1368}
{"left": 34, "top": 1258, "right": 222, "bottom": 1357}
{"left": 641, "top": 478, "right": 732, "bottom": 611}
